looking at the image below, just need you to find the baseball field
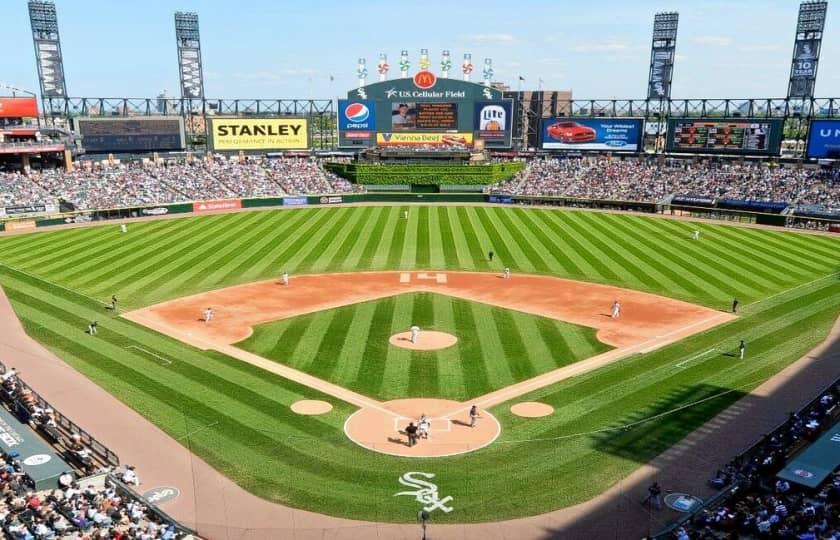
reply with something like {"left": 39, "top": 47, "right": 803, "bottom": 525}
{"left": 0, "top": 204, "right": 839, "bottom": 522}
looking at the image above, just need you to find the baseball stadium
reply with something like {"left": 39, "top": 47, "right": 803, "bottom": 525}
{"left": 1, "top": 1, "right": 840, "bottom": 539}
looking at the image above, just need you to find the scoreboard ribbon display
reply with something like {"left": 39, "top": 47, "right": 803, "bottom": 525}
{"left": 376, "top": 132, "right": 473, "bottom": 147}
{"left": 209, "top": 118, "right": 310, "bottom": 151}
{"left": 666, "top": 119, "right": 783, "bottom": 156}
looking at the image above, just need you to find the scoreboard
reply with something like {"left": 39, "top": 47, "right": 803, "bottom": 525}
{"left": 76, "top": 117, "right": 185, "bottom": 153}
{"left": 666, "top": 119, "right": 783, "bottom": 155}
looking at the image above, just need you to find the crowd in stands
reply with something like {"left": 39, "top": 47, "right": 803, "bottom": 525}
{"left": 675, "top": 382, "right": 840, "bottom": 539}
{"left": 489, "top": 157, "right": 840, "bottom": 212}
{"left": 0, "top": 157, "right": 358, "bottom": 211}
{"left": 0, "top": 367, "right": 193, "bottom": 539}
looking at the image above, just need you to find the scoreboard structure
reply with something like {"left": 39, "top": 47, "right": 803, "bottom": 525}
{"left": 666, "top": 118, "right": 784, "bottom": 156}
{"left": 338, "top": 73, "right": 513, "bottom": 149}
{"left": 75, "top": 117, "right": 185, "bottom": 154}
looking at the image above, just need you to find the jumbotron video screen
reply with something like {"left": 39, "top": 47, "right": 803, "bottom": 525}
{"left": 666, "top": 119, "right": 783, "bottom": 155}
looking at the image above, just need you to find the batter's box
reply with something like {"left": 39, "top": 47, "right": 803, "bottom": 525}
{"left": 400, "top": 272, "right": 448, "bottom": 284}
{"left": 391, "top": 417, "right": 452, "bottom": 433}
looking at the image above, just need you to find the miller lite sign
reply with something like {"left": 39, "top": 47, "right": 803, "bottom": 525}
{"left": 475, "top": 101, "right": 511, "bottom": 141}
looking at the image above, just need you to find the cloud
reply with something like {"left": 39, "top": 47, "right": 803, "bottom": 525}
{"left": 462, "top": 33, "right": 517, "bottom": 44}
{"left": 570, "top": 40, "right": 630, "bottom": 53}
{"left": 538, "top": 58, "right": 566, "bottom": 66}
{"left": 674, "top": 54, "right": 687, "bottom": 63}
{"left": 690, "top": 35, "right": 734, "bottom": 47}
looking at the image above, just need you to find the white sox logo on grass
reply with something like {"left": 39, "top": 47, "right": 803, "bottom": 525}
{"left": 394, "top": 472, "right": 453, "bottom": 513}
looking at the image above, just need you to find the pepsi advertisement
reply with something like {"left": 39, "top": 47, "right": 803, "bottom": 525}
{"left": 338, "top": 100, "right": 376, "bottom": 131}
{"left": 806, "top": 120, "right": 840, "bottom": 159}
{"left": 541, "top": 118, "right": 643, "bottom": 151}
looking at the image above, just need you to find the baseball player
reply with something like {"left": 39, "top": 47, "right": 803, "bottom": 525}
{"left": 418, "top": 414, "right": 431, "bottom": 439}
{"left": 469, "top": 405, "right": 480, "bottom": 427}
{"left": 120, "top": 224, "right": 127, "bottom": 234}
{"left": 203, "top": 307, "right": 213, "bottom": 323}
{"left": 692, "top": 230, "right": 700, "bottom": 241}
{"left": 280, "top": 271, "right": 289, "bottom": 286}
{"left": 739, "top": 339, "right": 746, "bottom": 360}
{"left": 611, "top": 300, "right": 621, "bottom": 319}
{"left": 404, "top": 210, "right": 409, "bottom": 219}
{"left": 410, "top": 325, "right": 420, "bottom": 344}
{"left": 88, "top": 321, "right": 98, "bottom": 336}
{"left": 110, "top": 295, "right": 118, "bottom": 313}
{"left": 503, "top": 267, "right": 511, "bottom": 279}
{"left": 732, "top": 298, "right": 739, "bottom": 314}
{"left": 488, "top": 250, "right": 494, "bottom": 262}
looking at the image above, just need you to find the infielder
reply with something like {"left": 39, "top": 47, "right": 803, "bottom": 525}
{"left": 88, "top": 321, "right": 98, "bottom": 336}
{"left": 203, "top": 307, "right": 214, "bottom": 323}
{"left": 410, "top": 325, "right": 420, "bottom": 344}
{"left": 110, "top": 295, "right": 118, "bottom": 313}
{"left": 611, "top": 300, "right": 621, "bottom": 319}
{"left": 469, "top": 405, "right": 480, "bottom": 427}
{"left": 503, "top": 267, "right": 511, "bottom": 279}
{"left": 280, "top": 271, "right": 289, "bottom": 286}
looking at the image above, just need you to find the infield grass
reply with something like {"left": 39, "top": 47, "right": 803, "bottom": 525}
{"left": 238, "top": 292, "right": 610, "bottom": 401}
{"left": 0, "top": 205, "right": 839, "bottom": 523}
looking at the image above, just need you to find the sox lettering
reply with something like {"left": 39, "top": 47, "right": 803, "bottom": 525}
{"left": 394, "top": 472, "right": 454, "bottom": 513}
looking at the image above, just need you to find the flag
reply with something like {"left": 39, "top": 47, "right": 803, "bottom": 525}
{"left": 518, "top": 75, "right": 525, "bottom": 81}
{"left": 329, "top": 75, "right": 335, "bottom": 82}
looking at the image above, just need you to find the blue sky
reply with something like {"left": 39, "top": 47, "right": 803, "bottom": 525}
{"left": 2, "top": 0, "right": 838, "bottom": 100}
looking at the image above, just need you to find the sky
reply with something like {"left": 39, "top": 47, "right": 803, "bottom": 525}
{"left": 2, "top": 0, "right": 838, "bottom": 100}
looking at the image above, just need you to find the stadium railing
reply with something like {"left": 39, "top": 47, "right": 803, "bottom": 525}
{"left": 0, "top": 361, "right": 120, "bottom": 470}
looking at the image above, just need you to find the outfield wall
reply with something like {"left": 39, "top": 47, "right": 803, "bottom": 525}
{"left": 1, "top": 194, "right": 838, "bottom": 235}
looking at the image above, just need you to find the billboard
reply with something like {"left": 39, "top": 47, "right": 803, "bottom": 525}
{"left": 193, "top": 199, "right": 242, "bottom": 213}
{"left": 806, "top": 120, "right": 840, "bottom": 159}
{"left": 338, "top": 100, "right": 376, "bottom": 131}
{"left": 474, "top": 101, "right": 512, "bottom": 142}
{"left": 209, "top": 117, "right": 310, "bottom": 151}
{"left": 376, "top": 132, "right": 473, "bottom": 147}
{"left": 541, "top": 118, "right": 643, "bottom": 151}
{"left": 390, "top": 102, "right": 458, "bottom": 130}
{"left": 0, "top": 98, "right": 39, "bottom": 118}
{"left": 666, "top": 119, "right": 783, "bottom": 155}
{"left": 76, "top": 117, "right": 185, "bottom": 153}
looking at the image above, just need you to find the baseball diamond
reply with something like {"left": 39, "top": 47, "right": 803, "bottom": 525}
{"left": 0, "top": 204, "right": 839, "bottom": 527}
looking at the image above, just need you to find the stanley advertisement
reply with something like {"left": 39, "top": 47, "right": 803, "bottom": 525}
{"left": 209, "top": 117, "right": 310, "bottom": 150}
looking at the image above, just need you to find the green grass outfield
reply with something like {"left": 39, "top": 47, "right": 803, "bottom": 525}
{"left": 238, "top": 292, "right": 610, "bottom": 401}
{"left": 0, "top": 205, "right": 839, "bottom": 522}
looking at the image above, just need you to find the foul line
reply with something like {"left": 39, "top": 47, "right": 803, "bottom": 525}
{"left": 0, "top": 262, "right": 106, "bottom": 306}
{"left": 746, "top": 272, "right": 839, "bottom": 308}
{"left": 126, "top": 345, "right": 173, "bottom": 365}
{"left": 675, "top": 348, "right": 717, "bottom": 369}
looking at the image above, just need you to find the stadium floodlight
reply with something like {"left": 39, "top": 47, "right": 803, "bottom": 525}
{"left": 174, "top": 12, "right": 205, "bottom": 100}
{"left": 787, "top": 1, "right": 828, "bottom": 99}
{"left": 646, "top": 11, "right": 679, "bottom": 101}
{"left": 28, "top": 0, "right": 68, "bottom": 100}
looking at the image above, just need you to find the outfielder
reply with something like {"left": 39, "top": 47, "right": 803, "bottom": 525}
{"left": 739, "top": 339, "right": 746, "bottom": 360}
{"left": 120, "top": 224, "right": 127, "bottom": 234}
{"left": 410, "top": 325, "right": 420, "bottom": 344}
{"left": 692, "top": 230, "right": 700, "bottom": 241}
{"left": 611, "top": 300, "right": 621, "bottom": 319}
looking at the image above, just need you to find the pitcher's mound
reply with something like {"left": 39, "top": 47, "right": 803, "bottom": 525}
{"left": 290, "top": 400, "right": 333, "bottom": 415}
{"left": 389, "top": 331, "right": 457, "bottom": 351}
{"left": 510, "top": 401, "right": 554, "bottom": 418}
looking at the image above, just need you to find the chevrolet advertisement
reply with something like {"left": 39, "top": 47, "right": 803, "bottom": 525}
{"left": 209, "top": 117, "right": 310, "bottom": 151}
{"left": 541, "top": 118, "right": 643, "bottom": 151}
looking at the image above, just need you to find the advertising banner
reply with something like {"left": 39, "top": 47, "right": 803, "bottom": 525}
{"left": 806, "top": 120, "right": 840, "bottom": 159}
{"left": 474, "top": 101, "right": 512, "bottom": 141}
{"left": 209, "top": 118, "right": 310, "bottom": 151}
{"left": 192, "top": 199, "right": 242, "bottom": 213}
{"left": 282, "top": 197, "right": 308, "bottom": 206}
{"left": 488, "top": 195, "right": 513, "bottom": 204}
{"left": 337, "top": 100, "right": 376, "bottom": 131}
{"left": 541, "top": 118, "right": 642, "bottom": 151}
{"left": 76, "top": 118, "right": 185, "bottom": 153}
{"left": 0, "top": 97, "right": 39, "bottom": 118}
{"left": 319, "top": 196, "right": 343, "bottom": 204}
{"left": 4, "top": 204, "right": 48, "bottom": 215}
{"left": 376, "top": 132, "right": 473, "bottom": 147}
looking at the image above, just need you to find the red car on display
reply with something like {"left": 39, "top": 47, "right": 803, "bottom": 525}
{"left": 546, "top": 121, "right": 597, "bottom": 143}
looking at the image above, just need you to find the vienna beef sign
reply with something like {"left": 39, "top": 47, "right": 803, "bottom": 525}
{"left": 209, "top": 117, "right": 310, "bottom": 151}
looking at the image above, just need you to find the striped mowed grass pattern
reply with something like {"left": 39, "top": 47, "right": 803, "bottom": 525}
{"left": 238, "top": 292, "right": 610, "bottom": 401}
{"left": 0, "top": 206, "right": 839, "bottom": 522}
{"left": 1, "top": 206, "right": 838, "bottom": 310}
